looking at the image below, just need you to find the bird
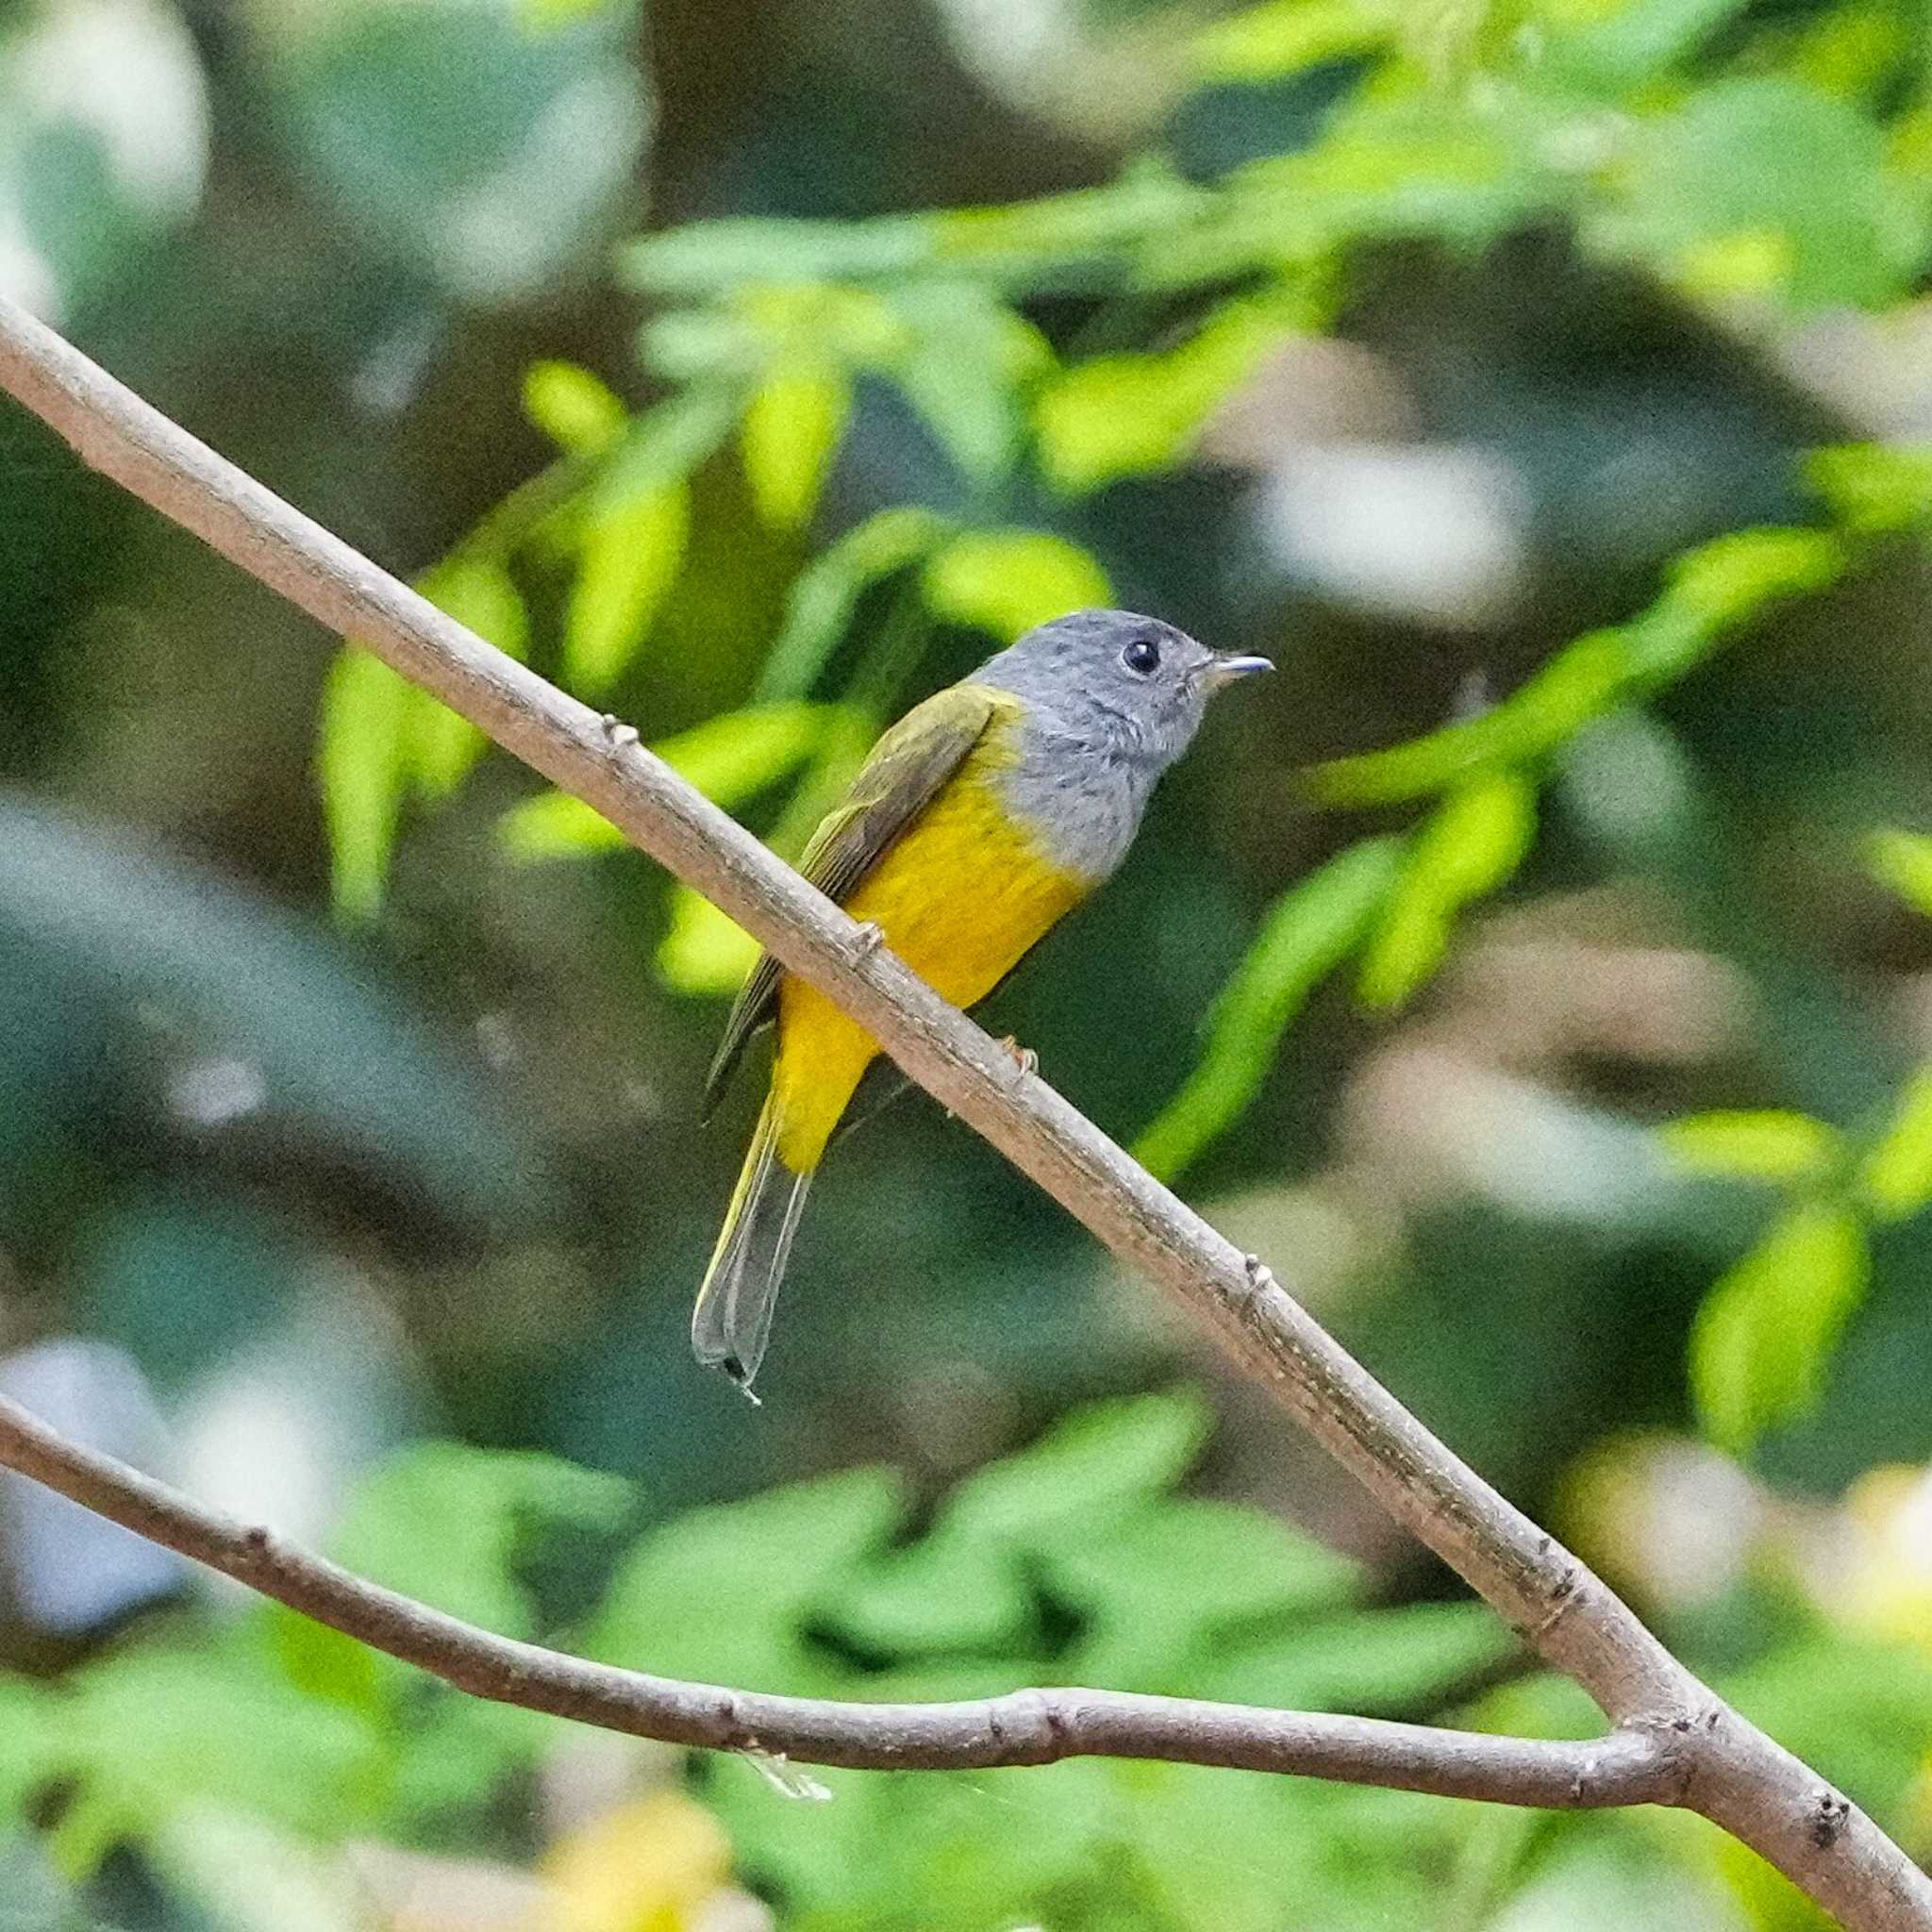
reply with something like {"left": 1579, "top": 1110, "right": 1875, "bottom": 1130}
{"left": 692, "top": 608, "right": 1273, "bottom": 1391}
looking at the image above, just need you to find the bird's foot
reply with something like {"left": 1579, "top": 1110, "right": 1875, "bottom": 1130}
{"left": 998, "top": 1035, "right": 1039, "bottom": 1077}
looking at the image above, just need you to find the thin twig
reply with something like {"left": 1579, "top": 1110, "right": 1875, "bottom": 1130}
{"left": 0, "top": 295, "right": 1926, "bottom": 1928}
{"left": 0, "top": 1393, "right": 1669, "bottom": 1805}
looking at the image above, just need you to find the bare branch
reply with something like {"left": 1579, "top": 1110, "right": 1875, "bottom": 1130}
{"left": 1, "top": 296, "right": 1926, "bottom": 1928}
{"left": 0, "top": 1392, "right": 1670, "bottom": 1806}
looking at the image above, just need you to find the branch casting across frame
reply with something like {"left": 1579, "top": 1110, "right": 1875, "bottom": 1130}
{"left": 0, "top": 294, "right": 1926, "bottom": 1929}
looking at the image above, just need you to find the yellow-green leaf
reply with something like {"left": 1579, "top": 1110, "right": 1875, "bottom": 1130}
{"left": 1807, "top": 443, "right": 1932, "bottom": 535}
{"left": 499, "top": 791, "right": 628, "bottom": 863}
{"left": 656, "top": 702, "right": 836, "bottom": 802}
{"left": 1308, "top": 523, "right": 1847, "bottom": 808}
{"left": 1860, "top": 1065, "right": 1932, "bottom": 1221}
{"left": 319, "top": 647, "right": 412, "bottom": 924}
{"left": 593, "top": 384, "right": 741, "bottom": 517}
{"left": 741, "top": 361, "right": 851, "bottom": 531}
{"left": 1035, "top": 291, "right": 1306, "bottom": 495}
{"left": 1191, "top": 0, "right": 1390, "bottom": 82}
{"left": 562, "top": 483, "right": 689, "bottom": 695}
{"left": 522, "top": 359, "right": 627, "bottom": 456}
{"left": 756, "top": 508, "right": 950, "bottom": 703}
{"left": 1690, "top": 1202, "right": 1869, "bottom": 1454}
{"left": 886, "top": 284, "right": 1050, "bottom": 487}
{"left": 410, "top": 558, "right": 528, "bottom": 796}
{"left": 1865, "top": 827, "right": 1932, "bottom": 921}
{"left": 922, "top": 530, "right": 1111, "bottom": 641}
{"left": 658, "top": 887, "right": 759, "bottom": 996}
{"left": 1134, "top": 838, "right": 1406, "bottom": 1180}
{"left": 500, "top": 703, "right": 836, "bottom": 861}
{"left": 1657, "top": 527, "right": 1845, "bottom": 635}
{"left": 1659, "top": 1110, "right": 1844, "bottom": 1185}
{"left": 1308, "top": 633, "right": 1630, "bottom": 807}
{"left": 1357, "top": 773, "right": 1536, "bottom": 1010}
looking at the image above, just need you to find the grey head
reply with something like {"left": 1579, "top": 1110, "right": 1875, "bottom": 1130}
{"left": 975, "top": 609, "right": 1271, "bottom": 775}
{"left": 973, "top": 608, "right": 1272, "bottom": 883}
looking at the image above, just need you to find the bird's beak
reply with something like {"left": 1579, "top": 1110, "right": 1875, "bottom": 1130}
{"left": 1199, "top": 652, "right": 1274, "bottom": 690}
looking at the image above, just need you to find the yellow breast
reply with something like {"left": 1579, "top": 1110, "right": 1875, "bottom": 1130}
{"left": 769, "top": 746, "right": 1087, "bottom": 1172}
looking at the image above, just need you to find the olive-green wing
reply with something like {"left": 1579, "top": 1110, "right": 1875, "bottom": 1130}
{"left": 701, "top": 682, "right": 1004, "bottom": 1116}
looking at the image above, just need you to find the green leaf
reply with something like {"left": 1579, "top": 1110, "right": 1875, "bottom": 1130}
{"left": 1865, "top": 827, "right": 1932, "bottom": 920}
{"left": 266, "top": 1609, "right": 387, "bottom": 1722}
{"left": 1308, "top": 525, "right": 1843, "bottom": 808}
{"left": 561, "top": 482, "right": 689, "bottom": 694}
{"left": 936, "top": 1391, "right": 1210, "bottom": 1549}
{"left": 591, "top": 383, "right": 741, "bottom": 517}
{"left": 1644, "top": 527, "right": 1844, "bottom": 653}
{"left": 329, "top": 1443, "right": 631, "bottom": 1639}
{"left": 1134, "top": 837, "right": 1405, "bottom": 1180}
{"left": 381, "top": 1691, "right": 559, "bottom": 1825}
{"left": 1191, "top": 0, "right": 1391, "bottom": 83}
{"left": 585, "top": 1469, "right": 905, "bottom": 1691}
{"left": 755, "top": 508, "right": 950, "bottom": 702}
{"left": 1036, "top": 290, "right": 1306, "bottom": 495}
{"left": 1722, "top": 1635, "right": 1932, "bottom": 1824}
{"left": 657, "top": 887, "right": 760, "bottom": 996}
{"left": 1807, "top": 444, "right": 1932, "bottom": 536}
{"left": 1547, "top": 0, "right": 1753, "bottom": 92}
{"left": 1690, "top": 1202, "right": 1871, "bottom": 1454}
{"left": 318, "top": 648, "right": 412, "bottom": 923}
{"left": 741, "top": 361, "right": 852, "bottom": 531}
{"left": 321, "top": 552, "right": 533, "bottom": 918}
{"left": 1308, "top": 633, "right": 1630, "bottom": 806}
{"left": 68, "top": 1641, "right": 380, "bottom": 1847}
{"left": 1658, "top": 1110, "right": 1844, "bottom": 1186}
{"left": 1599, "top": 78, "right": 1927, "bottom": 309}
{"left": 1186, "top": 1603, "right": 1516, "bottom": 1716}
{"left": 622, "top": 214, "right": 948, "bottom": 297}
{"left": 1050, "top": 1500, "right": 1362, "bottom": 1690}
{"left": 409, "top": 557, "right": 529, "bottom": 795}
{"left": 522, "top": 358, "right": 627, "bottom": 456}
{"left": 500, "top": 703, "right": 836, "bottom": 861}
{"left": 655, "top": 703, "right": 841, "bottom": 801}
{"left": 1357, "top": 773, "right": 1537, "bottom": 1010}
{"left": 1859, "top": 1065, "right": 1932, "bottom": 1221}
{"left": 833, "top": 1536, "right": 1040, "bottom": 1659}
{"left": 922, "top": 529, "right": 1111, "bottom": 642}
{"left": 0, "top": 1674, "right": 62, "bottom": 1817}
{"left": 886, "top": 284, "right": 1051, "bottom": 487}
{"left": 498, "top": 791, "right": 629, "bottom": 860}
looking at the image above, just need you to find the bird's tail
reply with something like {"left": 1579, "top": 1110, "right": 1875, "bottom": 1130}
{"left": 691, "top": 1093, "right": 812, "bottom": 1395}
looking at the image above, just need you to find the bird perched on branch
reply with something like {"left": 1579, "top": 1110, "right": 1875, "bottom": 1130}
{"left": 694, "top": 608, "right": 1272, "bottom": 1392}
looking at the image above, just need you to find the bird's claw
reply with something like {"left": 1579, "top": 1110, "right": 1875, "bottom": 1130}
{"left": 998, "top": 1036, "right": 1039, "bottom": 1077}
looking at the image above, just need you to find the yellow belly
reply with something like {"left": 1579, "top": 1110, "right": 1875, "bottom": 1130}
{"left": 770, "top": 768, "right": 1086, "bottom": 1172}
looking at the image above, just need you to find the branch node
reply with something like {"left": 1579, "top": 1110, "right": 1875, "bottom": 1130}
{"left": 1531, "top": 1565, "right": 1583, "bottom": 1638}
{"left": 599, "top": 712, "right": 640, "bottom": 749}
{"left": 996, "top": 1035, "right": 1039, "bottom": 1079}
{"left": 1813, "top": 1790, "right": 1853, "bottom": 1851}
{"left": 1241, "top": 1253, "right": 1281, "bottom": 1310}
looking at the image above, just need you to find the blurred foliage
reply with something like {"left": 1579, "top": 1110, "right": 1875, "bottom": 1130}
{"left": 12, "top": 1397, "right": 1932, "bottom": 1929}
{"left": 13, "top": 0, "right": 1932, "bottom": 1924}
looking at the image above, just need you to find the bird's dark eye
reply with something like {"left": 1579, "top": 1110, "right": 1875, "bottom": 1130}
{"left": 1121, "top": 637, "right": 1161, "bottom": 676}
